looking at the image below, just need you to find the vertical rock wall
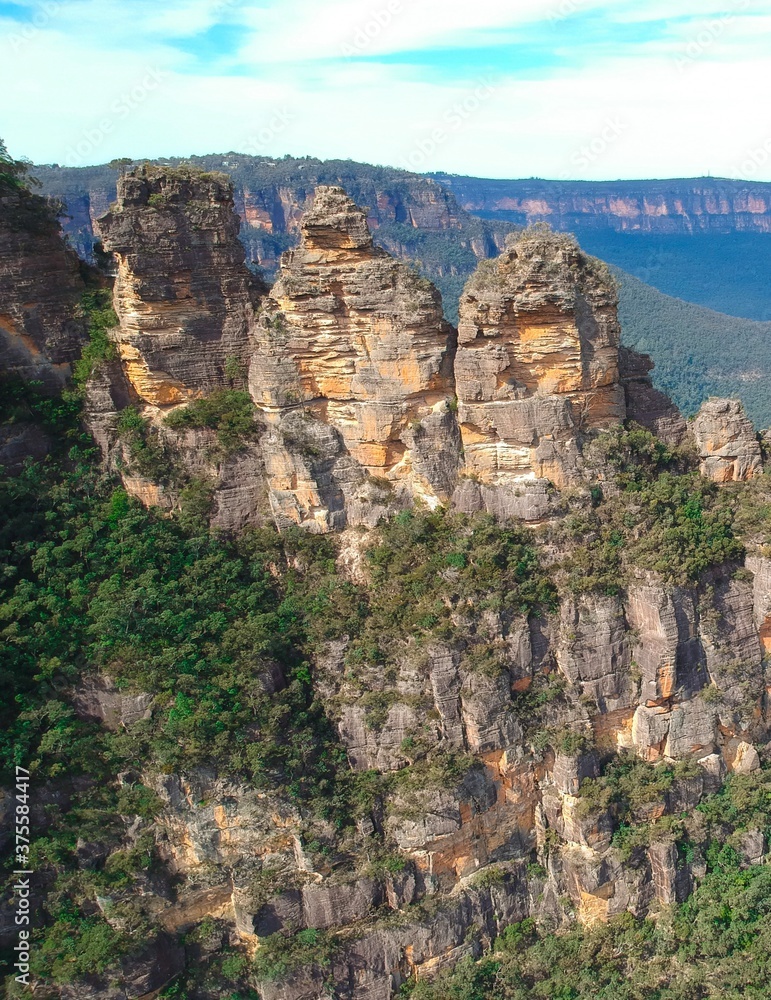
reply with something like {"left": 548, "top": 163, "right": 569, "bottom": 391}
{"left": 96, "top": 165, "right": 260, "bottom": 406}
{"left": 455, "top": 228, "right": 626, "bottom": 490}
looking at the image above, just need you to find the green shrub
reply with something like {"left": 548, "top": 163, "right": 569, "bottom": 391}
{"left": 163, "top": 389, "right": 258, "bottom": 455}
{"left": 116, "top": 406, "right": 170, "bottom": 481}
{"left": 72, "top": 289, "right": 118, "bottom": 390}
{"left": 253, "top": 928, "right": 338, "bottom": 983}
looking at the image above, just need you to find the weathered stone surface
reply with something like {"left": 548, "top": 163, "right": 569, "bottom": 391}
{"left": 557, "top": 595, "right": 632, "bottom": 714}
{"left": 0, "top": 187, "right": 86, "bottom": 388}
{"left": 626, "top": 582, "right": 706, "bottom": 708}
{"left": 664, "top": 697, "right": 718, "bottom": 758}
{"left": 648, "top": 840, "right": 691, "bottom": 905}
{"left": 692, "top": 397, "right": 762, "bottom": 482}
{"left": 552, "top": 751, "right": 599, "bottom": 796}
{"left": 97, "top": 165, "right": 260, "bottom": 405}
{"left": 632, "top": 705, "right": 671, "bottom": 760}
{"left": 746, "top": 555, "right": 771, "bottom": 653}
{"left": 455, "top": 227, "right": 625, "bottom": 489}
{"left": 0, "top": 421, "right": 51, "bottom": 472}
{"left": 302, "top": 879, "right": 382, "bottom": 930}
{"left": 151, "top": 771, "right": 302, "bottom": 868}
{"left": 729, "top": 740, "right": 761, "bottom": 774}
{"left": 452, "top": 476, "right": 557, "bottom": 522}
{"left": 700, "top": 574, "right": 763, "bottom": 729}
{"left": 249, "top": 185, "right": 458, "bottom": 530}
{"left": 71, "top": 674, "right": 153, "bottom": 730}
{"left": 460, "top": 670, "right": 523, "bottom": 753}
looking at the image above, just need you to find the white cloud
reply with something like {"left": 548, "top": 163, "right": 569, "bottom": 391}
{"left": 2, "top": 0, "right": 771, "bottom": 179}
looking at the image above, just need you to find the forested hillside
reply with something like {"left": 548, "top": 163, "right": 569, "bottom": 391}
{"left": 615, "top": 269, "right": 771, "bottom": 427}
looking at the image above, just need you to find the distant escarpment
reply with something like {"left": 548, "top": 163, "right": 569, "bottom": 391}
{"left": 434, "top": 174, "right": 771, "bottom": 234}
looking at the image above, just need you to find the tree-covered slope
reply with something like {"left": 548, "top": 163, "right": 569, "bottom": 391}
{"left": 615, "top": 268, "right": 771, "bottom": 427}
{"left": 570, "top": 231, "right": 771, "bottom": 323}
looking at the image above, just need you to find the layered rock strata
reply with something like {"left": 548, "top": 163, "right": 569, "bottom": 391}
{"left": 454, "top": 228, "right": 625, "bottom": 491}
{"left": 66, "top": 564, "right": 769, "bottom": 998}
{"left": 0, "top": 184, "right": 86, "bottom": 387}
{"left": 10, "top": 169, "right": 771, "bottom": 999}
{"left": 249, "top": 185, "right": 459, "bottom": 530}
{"left": 692, "top": 396, "right": 762, "bottom": 482}
{"left": 96, "top": 164, "right": 260, "bottom": 406}
{"left": 84, "top": 172, "right": 765, "bottom": 531}
{"left": 86, "top": 167, "right": 271, "bottom": 531}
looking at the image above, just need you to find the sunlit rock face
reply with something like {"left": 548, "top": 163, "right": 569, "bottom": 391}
{"left": 249, "top": 185, "right": 459, "bottom": 530}
{"left": 692, "top": 397, "right": 762, "bottom": 482}
{"left": 455, "top": 227, "right": 626, "bottom": 490}
{"left": 97, "top": 164, "right": 260, "bottom": 407}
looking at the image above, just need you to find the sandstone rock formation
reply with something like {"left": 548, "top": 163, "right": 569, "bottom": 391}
{"left": 87, "top": 172, "right": 769, "bottom": 537}
{"left": 692, "top": 396, "right": 762, "bottom": 481}
{"left": 83, "top": 166, "right": 272, "bottom": 532}
{"left": 96, "top": 164, "right": 260, "bottom": 406}
{"left": 454, "top": 227, "right": 625, "bottom": 491}
{"left": 0, "top": 183, "right": 86, "bottom": 387}
{"left": 249, "top": 185, "right": 459, "bottom": 530}
{"left": 619, "top": 345, "right": 688, "bottom": 446}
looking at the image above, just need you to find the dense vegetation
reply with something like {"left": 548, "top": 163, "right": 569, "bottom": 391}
{"left": 0, "top": 381, "right": 357, "bottom": 992}
{"left": 1, "top": 381, "right": 767, "bottom": 996}
{"left": 615, "top": 268, "right": 771, "bottom": 426}
{"left": 555, "top": 425, "right": 742, "bottom": 593}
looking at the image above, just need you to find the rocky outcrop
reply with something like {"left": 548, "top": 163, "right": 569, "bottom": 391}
{"left": 81, "top": 167, "right": 272, "bottom": 529}
{"left": 626, "top": 572, "right": 764, "bottom": 761}
{"left": 96, "top": 164, "right": 260, "bottom": 406}
{"left": 249, "top": 185, "right": 458, "bottom": 530}
{"left": 620, "top": 346, "right": 688, "bottom": 446}
{"left": 692, "top": 397, "right": 762, "bottom": 482}
{"left": 454, "top": 227, "right": 625, "bottom": 491}
{"left": 0, "top": 184, "right": 86, "bottom": 388}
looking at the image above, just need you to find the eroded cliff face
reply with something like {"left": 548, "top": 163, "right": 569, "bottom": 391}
{"left": 96, "top": 164, "right": 260, "bottom": 406}
{"left": 249, "top": 185, "right": 459, "bottom": 530}
{"left": 64, "top": 553, "right": 771, "bottom": 999}
{"left": 0, "top": 185, "right": 86, "bottom": 388}
{"left": 88, "top": 169, "right": 764, "bottom": 533}
{"left": 26, "top": 168, "right": 769, "bottom": 999}
{"left": 84, "top": 166, "right": 271, "bottom": 531}
{"left": 454, "top": 228, "right": 625, "bottom": 491}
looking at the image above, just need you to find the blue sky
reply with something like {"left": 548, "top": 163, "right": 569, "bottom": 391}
{"left": 2, "top": 0, "right": 771, "bottom": 179}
